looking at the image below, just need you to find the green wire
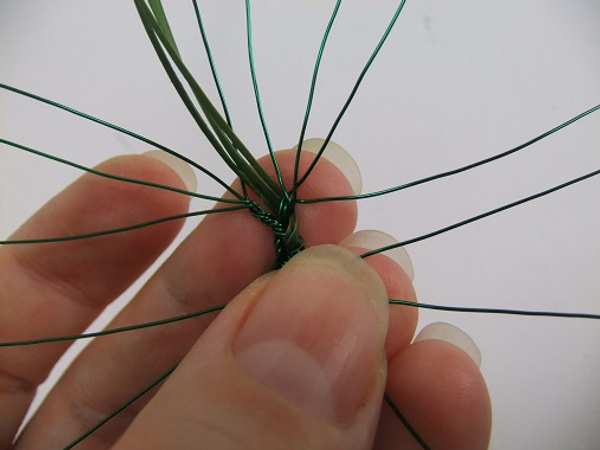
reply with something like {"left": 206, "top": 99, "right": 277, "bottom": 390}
{"left": 1, "top": 5, "right": 595, "bottom": 450}
{"left": 292, "top": 0, "right": 343, "bottom": 200}
{"left": 20, "top": 297, "right": 593, "bottom": 450}
{"left": 298, "top": 103, "right": 600, "bottom": 204}
{"left": 244, "top": 0, "right": 286, "bottom": 196}
{"left": 384, "top": 393, "right": 430, "bottom": 450}
{"left": 0, "top": 206, "right": 248, "bottom": 245}
{"left": 0, "top": 138, "right": 244, "bottom": 205}
{"left": 136, "top": 3, "right": 242, "bottom": 179}
{"left": 136, "top": 0, "right": 284, "bottom": 212}
{"left": 0, "top": 305, "right": 225, "bottom": 348}
{"left": 192, "top": 0, "right": 233, "bottom": 128}
{"left": 62, "top": 362, "right": 180, "bottom": 450}
{"left": 52, "top": 294, "right": 596, "bottom": 450}
{"left": 0, "top": 83, "right": 241, "bottom": 199}
{"left": 136, "top": 0, "right": 305, "bottom": 268}
{"left": 3, "top": 3, "right": 597, "bottom": 446}
{"left": 3, "top": 296, "right": 594, "bottom": 349}
{"left": 295, "top": 0, "right": 408, "bottom": 189}
{"left": 360, "top": 165, "right": 600, "bottom": 258}
{"left": 192, "top": 0, "right": 250, "bottom": 201}
{"left": 389, "top": 300, "right": 600, "bottom": 320}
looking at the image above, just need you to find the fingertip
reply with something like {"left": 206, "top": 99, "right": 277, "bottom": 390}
{"left": 340, "top": 230, "right": 418, "bottom": 357}
{"left": 341, "top": 230, "right": 414, "bottom": 281}
{"left": 414, "top": 322, "right": 482, "bottom": 368}
{"left": 378, "top": 339, "right": 491, "bottom": 450}
{"left": 142, "top": 149, "right": 197, "bottom": 193}
{"left": 296, "top": 138, "right": 363, "bottom": 195}
{"left": 253, "top": 149, "right": 359, "bottom": 247}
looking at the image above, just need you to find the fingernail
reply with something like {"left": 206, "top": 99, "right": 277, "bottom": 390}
{"left": 340, "top": 230, "right": 414, "bottom": 281}
{"left": 233, "top": 245, "right": 388, "bottom": 422}
{"left": 143, "top": 150, "right": 197, "bottom": 192}
{"left": 414, "top": 322, "right": 482, "bottom": 368}
{"left": 296, "top": 138, "right": 362, "bottom": 194}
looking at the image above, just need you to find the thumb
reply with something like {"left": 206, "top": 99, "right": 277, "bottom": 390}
{"left": 114, "top": 245, "right": 390, "bottom": 450}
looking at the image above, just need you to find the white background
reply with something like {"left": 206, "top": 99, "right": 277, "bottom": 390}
{"left": 1, "top": 1, "right": 600, "bottom": 448}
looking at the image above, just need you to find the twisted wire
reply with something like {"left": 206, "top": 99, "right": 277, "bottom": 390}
{"left": 248, "top": 196, "right": 304, "bottom": 268}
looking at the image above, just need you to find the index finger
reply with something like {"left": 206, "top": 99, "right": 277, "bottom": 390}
{"left": 15, "top": 142, "right": 362, "bottom": 448}
{"left": 0, "top": 153, "right": 192, "bottom": 447}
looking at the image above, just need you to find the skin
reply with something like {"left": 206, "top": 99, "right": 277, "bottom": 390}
{"left": 0, "top": 148, "right": 491, "bottom": 449}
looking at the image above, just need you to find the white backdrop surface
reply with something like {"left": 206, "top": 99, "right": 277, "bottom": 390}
{"left": 1, "top": 2, "right": 600, "bottom": 449}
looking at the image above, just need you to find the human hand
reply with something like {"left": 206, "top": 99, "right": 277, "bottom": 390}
{"left": 1, "top": 140, "right": 491, "bottom": 449}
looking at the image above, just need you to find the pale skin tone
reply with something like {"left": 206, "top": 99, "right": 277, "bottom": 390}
{"left": 0, "top": 148, "right": 491, "bottom": 449}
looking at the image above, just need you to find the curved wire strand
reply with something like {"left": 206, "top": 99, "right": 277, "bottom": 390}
{"left": 244, "top": 0, "right": 286, "bottom": 196}
{"left": 2, "top": 2, "right": 598, "bottom": 448}
{"left": 0, "top": 305, "right": 226, "bottom": 348}
{"left": 295, "top": 0, "right": 408, "bottom": 189}
{"left": 62, "top": 362, "right": 179, "bottom": 450}
{"left": 292, "top": 0, "right": 343, "bottom": 201}
{"left": 360, "top": 166, "right": 600, "bottom": 258}
{"left": 298, "top": 103, "right": 600, "bottom": 204}
{"left": 0, "top": 83, "right": 242, "bottom": 199}
{"left": 1, "top": 206, "right": 248, "bottom": 245}
{"left": 192, "top": 0, "right": 233, "bottom": 128}
{"left": 0, "top": 138, "right": 245, "bottom": 205}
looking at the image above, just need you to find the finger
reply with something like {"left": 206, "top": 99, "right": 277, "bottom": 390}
{"left": 17, "top": 141, "right": 361, "bottom": 448}
{"left": 0, "top": 152, "right": 192, "bottom": 447}
{"left": 340, "top": 230, "right": 490, "bottom": 449}
{"left": 375, "top": 324, "right": 492, "bottom": 450}
{"left": 114, "top": 246, "right": 389, "bottom": 450}
{"left": 340, "top": 230, "right": 418, "bottom": 357}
